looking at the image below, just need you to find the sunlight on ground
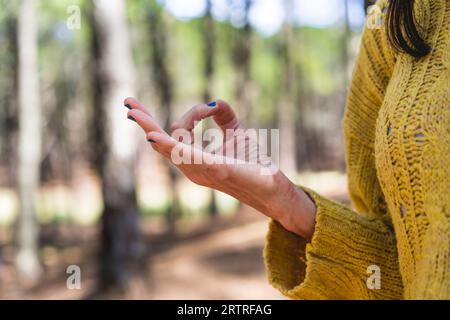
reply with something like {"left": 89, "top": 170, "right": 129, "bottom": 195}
{"left": 296, "top": 170, "right": 348, "bottom": 198}
{"left": 0, "top": 174, "right": 350, "bottom": 299}
{"left": 0, "top": 189, "right": 18, "bottom": 226}
{"left": 0, "top": 170, "right": 346, "bottom": 227}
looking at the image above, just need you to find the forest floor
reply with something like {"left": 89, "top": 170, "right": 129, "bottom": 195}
{"left": 0, "top": 173, "right": 349, "bottom": 300}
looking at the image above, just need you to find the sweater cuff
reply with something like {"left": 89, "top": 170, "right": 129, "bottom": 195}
{"left": 263, "top": 219, "right": 308, "bottom": 296}
{"left": 263, "top": 186, "right": 402, "bottom": 299}
{"left": 301, "top": 186, "right": 398, "bottom": 268}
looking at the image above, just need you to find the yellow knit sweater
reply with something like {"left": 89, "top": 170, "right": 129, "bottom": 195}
{"left": 264, "top": 0, "right": 450, "bottom": 299}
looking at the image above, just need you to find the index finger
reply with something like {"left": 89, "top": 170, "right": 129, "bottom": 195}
{"left": 171, "top": 100, "right": 241, "bottom": 133}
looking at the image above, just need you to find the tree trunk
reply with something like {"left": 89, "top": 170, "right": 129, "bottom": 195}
{"left": 341, "top": 0, "right": 351, "bottom": 88}
{"left": 232, "top": 0, "right": 253, "bottom": 126}
{"left": 278, "top": 0, "right": 297, "bottom": 178}
{"left": 90, "top": 0, "right": 144, "bottom": 294}
{"left": 148, "top": 2, "right": 181, "bottom": 233}
{"left": 202, "top": 0, "right": 219, "bottom": 217}
{"left": 202, "top": 1, "right": 214, "bottom": 105}
{"left": 0, "top": 1, "right": 19, "bottom": 187}
{"left": 16, "top": 0, "right": 42, "bottom": 284}
{"left": 230, "top": 0, "right": 253, "bottom": 210}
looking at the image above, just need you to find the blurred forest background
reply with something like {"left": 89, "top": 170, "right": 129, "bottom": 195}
{"left": 0, "top": 0, "right": 373, "bottom": 299}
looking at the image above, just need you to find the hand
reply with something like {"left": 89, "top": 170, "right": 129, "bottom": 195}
{"left": 124, "top": 98, "right": 317, "bottom": 239}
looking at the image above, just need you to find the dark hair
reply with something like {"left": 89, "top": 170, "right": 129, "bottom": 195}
{"left": 386, "top": 0, "right": 431, "bottom": 58}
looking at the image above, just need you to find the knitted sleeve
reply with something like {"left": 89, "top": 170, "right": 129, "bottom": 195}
{"left": 263, "top": 0, "right": 404, "bottom": 299}
{"left": 411, "top": 123, "right": 450, "bottom": 299}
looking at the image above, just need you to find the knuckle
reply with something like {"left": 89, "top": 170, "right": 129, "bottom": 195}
{"left": 194, "top": 104, "right": 204, "bottom": 118}
{"left": 189, "top": 176, "right": 205, "bottom": 186}
{"left": 210, "top": 165, "right": 229, "bottom": 183}
{"left": 170, "top": 122, "right": 180, "bottom": 132}
{"left": 161, "top": 146, "right": 172, "bottom": 159}
{"left": 184, "top": 170, "right": 205, "bottom": 186}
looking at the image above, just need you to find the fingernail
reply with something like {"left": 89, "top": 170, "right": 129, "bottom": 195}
{"left": 147, "top": 139, "right": 156, "bottom": 143}
{"left": 207, "top": 101, "right": 217, "bottom": 108}
{"left": 128, "top": 115, "right": 136, "bottom": 122}
{"left": 124, "top": 104, "right": 132, "bottom": 110}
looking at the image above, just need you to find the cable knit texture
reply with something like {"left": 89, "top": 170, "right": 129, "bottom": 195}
{"left": 264, "top": 0, "right": 449, "bottom": 299}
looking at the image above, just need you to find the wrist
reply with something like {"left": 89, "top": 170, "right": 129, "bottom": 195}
{"left": 270, "top": 180, "right": 317, "bottom": 240}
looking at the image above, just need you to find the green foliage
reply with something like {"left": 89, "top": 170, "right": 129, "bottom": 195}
{"left": 0, "top": 0, "right": 360, "bottom": 225}
{"left": 297, "top": 27, "right": 344, "bottom": 95}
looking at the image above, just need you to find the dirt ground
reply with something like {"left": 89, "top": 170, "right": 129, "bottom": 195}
{"left": 0, "top": 175, "right": 349, "bottom": 300}
{"left": 1, "top": 210, "right": 283, "bottom": 300}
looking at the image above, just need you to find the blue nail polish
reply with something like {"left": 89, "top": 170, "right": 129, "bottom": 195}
{"left": 128, "top": 115, "right": 137, "bottom": 122}
{"left": 207, "top": 101, "right": 217, "bottom": 108}
{"left": 124, "top": 104, "right": 132, "bottom": 110}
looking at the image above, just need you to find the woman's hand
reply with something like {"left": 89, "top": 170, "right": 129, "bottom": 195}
{"left": 124, "top": 97, "right": 317, "bottom": 239}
